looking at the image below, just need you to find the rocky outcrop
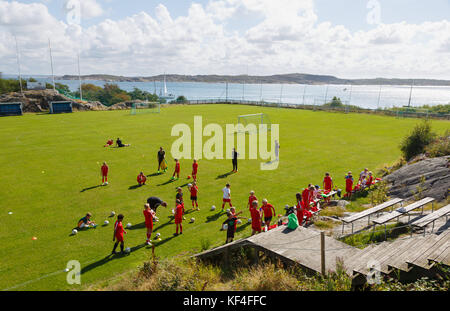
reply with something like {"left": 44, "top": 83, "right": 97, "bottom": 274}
{"left": 0, "top": 90, "right": 108, "bottom": 112}
{"left": 384, "top": 156, "right": 450, "bottom": 202}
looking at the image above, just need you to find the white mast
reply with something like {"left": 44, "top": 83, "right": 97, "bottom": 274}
{"left": 407, "top": 80, "right": 414, "bottom": 107}
{"left": 377, "top": 84, "right": 382, "bottom": 109}
{"left": 48, "top": 38, "right": 56, "bottom": 91}
{"left": 77, "top": 52, "right": 83, "bottom": 101}
{"left": 14, "top": 36, "right": 23, "bottom": 95}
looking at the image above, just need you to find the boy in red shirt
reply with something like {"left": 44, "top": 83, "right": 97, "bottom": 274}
{"left": 344, "top": 172, "right": 354, "bottom": 198}
{"left": 192, "top": 159, "right": 198, "bottom": 182}
{"left": 188, "top": 182, "right": 199, "bottom": 211}
{"left": 101, "top": 162, "right": 109, "bottom": 186}
{"left": 301, "top": 184, "right": 312, "bottom": 210}
{"left": 323, "top": 172, "right": 333, "bottom": 203}
{"left": 112, "top": 214, "right": 126, "bottom": 254}
{"left": 104, "top": 139, "right": 113, "bottom": 147}
{"left": 250, "top": 201, "right": 262, "bottom": 235}
{"left": 171, "top": 159, "right": 180, "bottom": 180}
{"left": 247, "top": 190, "right": 258, "bottom": 211}
{"left": 174, "top": 199, "right": 183, "bottom": 235}
{"left": 261, "top": 199, "right": 276, "bottom": 228}
{"left": 143, "top": 204, "right": 154, "bottom": 245}
{"left": 137, "top": 172, "right": 147, "bottom": 186}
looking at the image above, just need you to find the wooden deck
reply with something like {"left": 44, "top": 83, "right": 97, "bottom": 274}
{"left": 194, "top": 223, "right": 450, "bottom": 284}
{"left": 195, "top": 225, "right": 361, "bottom": 275}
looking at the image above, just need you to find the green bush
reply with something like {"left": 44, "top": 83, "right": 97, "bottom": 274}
{"left": 425, "top": 131, "right": 450, "bottom": 158}
{"left": 400, "top": 121, "right": 436, "bottom": 160}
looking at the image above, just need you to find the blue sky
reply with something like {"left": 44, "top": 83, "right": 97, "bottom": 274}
{"left": 1, "top": 0, "right": 449, "bottom": 78}
{"left": 33, "top": 0, "right": 450, "bottom": 30}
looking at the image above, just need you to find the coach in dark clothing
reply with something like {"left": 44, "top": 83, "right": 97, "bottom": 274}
{"left": 157, "top": 147, "right": 166, "bottom": 172}
{"left": 147, "top": 196, "right": 167, "bottom": 213}
{"left": 232, "top": 148, "right": 238, "bottom": 172}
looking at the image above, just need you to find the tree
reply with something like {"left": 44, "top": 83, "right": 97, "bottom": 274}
{"left": 400, "top": 121, "right": 436, "bottom": 161}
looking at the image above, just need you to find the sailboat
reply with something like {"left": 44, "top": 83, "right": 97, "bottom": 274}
{"left": 159, "top": 73, "right": 175, "bottom": 100}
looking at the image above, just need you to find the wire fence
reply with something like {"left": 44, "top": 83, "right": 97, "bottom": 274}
{"left": 179, "top": 99, "right": 450, "bottom": 120}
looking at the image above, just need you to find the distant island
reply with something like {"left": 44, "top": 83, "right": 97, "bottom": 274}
{"left": 57, "top": 73, "right": 450, "bottom": 86}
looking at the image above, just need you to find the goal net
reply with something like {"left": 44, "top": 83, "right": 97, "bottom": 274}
{"left": 237, "top": 113, "right": 271, "bottom": 133}
{"left": 130, "top": 102, "right": 160, "bottom": 115}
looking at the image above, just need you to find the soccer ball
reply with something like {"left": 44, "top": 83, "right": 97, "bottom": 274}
{"left": 110, "top": 211, "right": 115, "bottom": 216}
{"left": 226, "top": 209, "right": 230, "bottom": 213}
{"left": 222, "top": 224, "right": 228, "bottom": 230}
{"left": 248, "top": 218, "right": 252, "bottom": 223}
{"left": 104, "top": 182, "right": 108, "bottom": 185}
{"left": 72, "top": 229, "right": 78, "bottom": 235}
{"left": 211, "top": 205, "right": 216, "bottom": 211}
{"left": 187, "top": 183, "right": 192, "bottom": 187}
{"left": 237, "top": 219, "right": 242, "bottom": 225}
{"left": 124, "top": 247, "right": 131, "bottom": 253}
{"left": 187, "top": 175, "right": 191, "bottom": 179}
{"left": 126, "top": 223, "right": 132, "bottom": 228}
{"left": 155, "top": 233, "right": 161, "bottom": 238}
{"left": 190, "top": 217, "right": 195, "bottom": 223}
{"left": 104, "top": 220, "right": 109, "bottom": 225}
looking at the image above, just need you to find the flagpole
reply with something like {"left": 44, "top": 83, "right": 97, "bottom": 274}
{"left": 77, "top": 52, "right": 83, "bottom": 101}
{"left": 48, "top": 38, "right": 56, "bottom": 91}
{"left": 14, "top": 35, "right": 23, "bottom": 95}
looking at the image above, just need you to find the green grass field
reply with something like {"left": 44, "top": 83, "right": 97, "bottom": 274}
{"left": 0, "top": 104, "right": 448, "bottom": 290}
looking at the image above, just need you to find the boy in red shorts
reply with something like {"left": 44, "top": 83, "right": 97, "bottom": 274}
{"left": 112, "top": 214, "right": 126, "bottom": 254}
{"left": 143, "top": 204, "right": 154, "bottom": 245}
{"left": 221, "top": 183, "right": 232, "bottom": 211}
{"left": 137, "top": 172, "right": 147, "bottom": 186}
{"left": 171, "top": 159, "right": 180, "bottom": 180}
{"left": 101, "top": 162, "right": 109, "bottom": 186}
{"left": 174, "top": 199, "right": 183, "bottom": 236}
{"left": 188, "top": 182, "right": 199, "bottom": 211}
{"left": 250, "top": 201, "right": 262, "bottom": 235}
{"left": 192, "top": 159, "right": 198, "bottom": 182}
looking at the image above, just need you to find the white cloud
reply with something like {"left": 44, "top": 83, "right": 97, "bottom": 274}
{"left": 0, "top": 0, "right": 449, "bottom": 79}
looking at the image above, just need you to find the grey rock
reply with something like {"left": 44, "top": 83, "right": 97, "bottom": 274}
{"left": 384, "top": 156, "right": 450, "bottom": 202}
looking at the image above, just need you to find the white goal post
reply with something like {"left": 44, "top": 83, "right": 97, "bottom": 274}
{"left": 130, "top": 101, "right": 160, "bottom": 115}
{"left": 237, "top": 113, "right": 271, "bottom": 132}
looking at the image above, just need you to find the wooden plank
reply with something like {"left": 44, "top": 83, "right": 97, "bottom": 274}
{"left": 432, "top": 246, "right": 449, "bottom": 266}
{"left": 391, "top": 235, "right": 440, "bottom": 271}
{"left": 411, "top": 204, "right": 450, "bottom": 228}
{"left": 372, "top": 197, "right": 435, "bottom": 225}
{"left": 407, "top": 231, "right": 450, "bottom": 268}
{"left": 343, "top": 198, "right": 403, "bottom": 224}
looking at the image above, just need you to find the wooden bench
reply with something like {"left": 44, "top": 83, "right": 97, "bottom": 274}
{"left": 341, "top": 198, "right": 404, "bottom": 234}
{"left": 372, "top": 197, "right": 435, "bottom": 237}
{"left": 410, "top": 204, "right": 450, "bottom": 235}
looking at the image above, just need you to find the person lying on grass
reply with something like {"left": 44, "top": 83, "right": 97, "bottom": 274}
{"left": 116, "top": 137, "right": 130, "bottom": 148}
{"left": 77, "top": 212, "right": 96, "bottom": 229}
{"left": 222, "top": 211, "right": 247, "bottom": 244}
{"left": 137, "top": 172, "right": 147, "bottom": 185}
{"left": 104, "top": 139, "right": 113, "bottom": 147}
